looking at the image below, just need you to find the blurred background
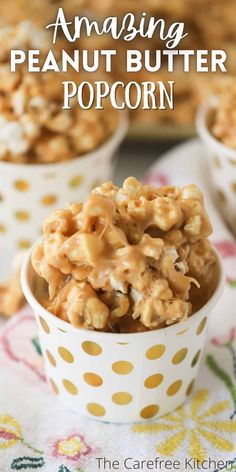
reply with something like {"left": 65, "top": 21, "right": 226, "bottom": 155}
{"left": 1, "top": 0, "right": 235, "bottom": 151}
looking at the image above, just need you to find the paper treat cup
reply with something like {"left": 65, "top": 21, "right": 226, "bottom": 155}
{"left": 0, "top": 113, "right": 128, "bottom": 281}
{"left": 197, "top": 103, "right": 236, "bottom": 236}
{"left": 22, "top": 248, "right": 224, "bottom": 424}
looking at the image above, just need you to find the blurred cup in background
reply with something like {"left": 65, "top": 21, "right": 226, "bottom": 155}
{"left": 0, "top": 112, "right": 128, "bottom": 283}
{"left": 197, "top": 103, "right": 236, "bottom": 237}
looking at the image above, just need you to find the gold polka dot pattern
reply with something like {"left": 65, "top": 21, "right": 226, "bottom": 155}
{"left": 146, "top": 344, "right": 166, "bottom": 360}
{"left": 39, "top": 316, "right": 50, "bottom": 334}
{"left": 14, "top": 180, "right": 30, "bottom": 191}
{"left": 15, "top": 211, "right": 30, "bottom": 221}
{"left": 144, "top": 374, "right": 163, "bottom": 389}
{"left": 83, "top": 372, "right": 103, "bottom": 387}
{"left": 191, "top": 350, "right": 201, "bottom": 368}
{"left": 196, "top": 317, "right": 207, "bottom": 335}
{"left": 58, "top": 346, "right": 74, "bottom": 363}
{"left": 0, "top": 224, "right": 6, "bottom": 233}
{"left": 37, "top": 310, "right": 207, "bottom": 421}
{"left": 186, "top": 379, "right": 195, "bottom": 396}
{"left": 17, "top": 239, "right": 32, "bottom": 249}
{"left": 41, "top": 195, "right": 57, "bottom": 206}
{"left": 112, "top": 361, "right": 133, "bottom": 375}
{"left": 172, "top": 348, "right": 188, "bottom": 365}
{"left": 176, "top": 328, "right": 189, "bottom": 336}
{"left": 50, "top": 378, "right": 59, "bottom": 395}
{"left": 167, "top": 380, "right": 182, "bottom": 396}
{"left": 87, "top": 403, "right": 106, "bottom": 417}
{"left": 216, "top": 189, "right": 227, "bottom": 204}
{"left": 46, "top": 350, "right": 56, "bottom": 367}
{"left": 140, "top": 405, "right": 159, "bottom": 419}
{"left": 63, "top": 379, "right": 78, "bottom": 395}
{"left": 112, "top": 392, "right": 133, "bottom": 405}
{"left": 82, "top": 341, "right": 102, "bottom": 356}
{"left": 69, "top": 175, "right": 84, "bottom": 188}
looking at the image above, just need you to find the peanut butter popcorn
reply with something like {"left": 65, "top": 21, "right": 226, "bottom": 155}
{"left": 32, "top": 178, "right": 217, "bottom": 333}
{"left": 210, "top": 78, "right": 236, "bottom": 150}
{"left": 0, "top": 268, "right": 24, "bottom": 317}
{"left": 0, "top": 22, "right": 118, "bottom": 164}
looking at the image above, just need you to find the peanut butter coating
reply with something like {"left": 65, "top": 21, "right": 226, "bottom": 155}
{"left": 32, "top": 177, "right": 216, "bottom": 332}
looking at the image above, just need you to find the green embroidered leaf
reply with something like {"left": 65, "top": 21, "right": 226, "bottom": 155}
{"left": 31, "top": 337, "right": 42, "bottom": 356}
{"left": 20, "top": 438, "right": 43, "bottom": 455}
{"left": 227, "top": 345, "right": 236, "bottom": 383}
{"left": 206, "top": 355, "right": 236, "bottom": 411}
{"left": 214, "top": 457, "right": 236, "bottom": 471}
{"left": 58, "top": 466, "right": 72, "bottom": 472}
{"left": 229, "top": 280, "right": 236, "bottom": 288}
{"left": 11, "top": 456, "right": 45, "bottom": 470}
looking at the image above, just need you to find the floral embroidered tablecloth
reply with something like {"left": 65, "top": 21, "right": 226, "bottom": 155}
{"left": 0, "top": 140, "right": 236, "bottom": 472}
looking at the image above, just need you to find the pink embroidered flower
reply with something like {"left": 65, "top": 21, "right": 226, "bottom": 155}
{"left": 0, "top": 308, "right": 46, "bottom": 383}
{"left": 53, "top": 434, "right": 91, "bottom": 462}
{"left": 143, "top": 171, "right": 169, "bottom": 187}
{"left": 212, "top": 328, "right": 236, "bottom": 347}
{"left": 0, "top": 415, "right": 22, "bottom": 449}
{"left": 0, "top": 414, "right": 43, "bottom": 454}
{"left": 214, "top": 240, "right": 236, "bottom": 258}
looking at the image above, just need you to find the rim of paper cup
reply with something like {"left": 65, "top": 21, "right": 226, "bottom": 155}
{"left": 0, "top": 111, "right": 128, "bottom": 173}
{"left": 21, "top": 244, "right": 225, "bottom": 341}
{"left": 196, "top": 102, "right": 236, "bottom": 159}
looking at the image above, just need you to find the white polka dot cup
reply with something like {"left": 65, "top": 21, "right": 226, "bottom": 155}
{"left": 0, "top": 113, "right": 128, "bottom": 281}
{"left": 22, "top": 248, "right": 224, "bottom": 424}
{"left": 197, "top": 103, "right": 236, "bottom": 236}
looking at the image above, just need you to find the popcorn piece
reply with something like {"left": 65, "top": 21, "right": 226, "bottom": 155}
{"left": 211, "top": 78, "right": 236, "bottom": 150}
{"left": 0, "top": 21, "right": 119, "bottom": 164}
{"left": 32, "top": 243, "right": 64, "bottom": 298}
{"left": 0, "top": 266, "right": 24, "bottom": 317}
{"left": 46, "top": 279, "right": 109, "bottom": 330}
{"left": 32, "top": 178, "right": 217, "bottom": 333}
{"left": 0, "top": 117, "right": 30, "bottom": 161}
{"left": 46, "top": 112, "right": 73, "bottom": 133}
{"left": 35, "top": 136, "right": 73, "bottom": 163}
